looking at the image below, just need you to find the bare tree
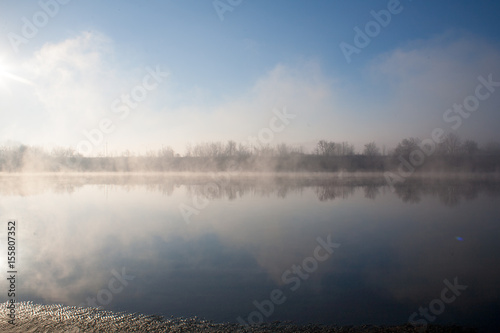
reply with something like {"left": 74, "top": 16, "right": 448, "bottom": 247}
{"left": 363, "top": 142, "right": 381, "bottom": 156}
{"left": 159, "top": 146, "right": 175, "bottom": 158}
{"left": 483, "top": 141, "right": 500, "bottom": 155}
{"left": 336, "top": 141, "right": 355, "bottom": 156}
{"left": 237, "top": 143, "right": 250, "bottom": 157}
{"left": 316, "top": 140, "right": 336, "bottom": 156}
{"left": 393, "top": 137, "right": 421, "bottom": 159}
{"left": 439, "top": 133, "right": 462, "bottom": 156}
{"left": 225, "top": 140, "right": 237, "bottom": 156}
{"left": 276, "top": 143, "right": 290, "bottom": 156}
{"left": 462, "top": 140, "right": 479, "bottom": 156}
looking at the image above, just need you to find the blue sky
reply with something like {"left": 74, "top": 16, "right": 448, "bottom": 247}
{"left": 0, "top": 0, "right": 499, "bottom": 155}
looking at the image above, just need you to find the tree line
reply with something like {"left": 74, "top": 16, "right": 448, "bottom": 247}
{"left": 0, "top": 133, "right": 499, "bottom": 172}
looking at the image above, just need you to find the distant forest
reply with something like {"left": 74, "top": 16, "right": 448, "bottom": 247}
{"left": 1, "top": 133, "right": 500, "bottom": 173}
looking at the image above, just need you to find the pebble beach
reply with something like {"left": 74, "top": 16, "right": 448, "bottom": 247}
{"left": 0, "top": 302, "right": 479, "bottom": 333}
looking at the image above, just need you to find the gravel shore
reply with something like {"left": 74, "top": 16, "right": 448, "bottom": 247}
{"left": 0, "top": 302, "right": 478, "bottom": 333}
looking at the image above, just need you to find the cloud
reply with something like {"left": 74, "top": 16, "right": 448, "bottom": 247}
{"left": 1, "top": 30, "right": 499, "bottom": 155}
{"left": 0, "top": 30, "right": 342, "bottom": 155}
{"left": 366, "top": 31, "right": 500, "bottom": 144}
{"left": 87, "top": 58, "right": 343, "bottom": 155}
{"left": 0, "top": 31, "right": 122, "bottom": 146}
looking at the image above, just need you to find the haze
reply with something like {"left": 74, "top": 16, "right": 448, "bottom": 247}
{"left": 1, "top": 1, "right": 500, "bottom": 156}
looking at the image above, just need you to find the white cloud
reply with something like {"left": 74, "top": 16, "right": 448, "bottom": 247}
{"left": 0, "top": 30, "right": 344, "bottom": 155}
{"left": 1, "top": 30, "right": 499, "bottom": 155}
{"left": 88, "top": 59, "right": 344, "bottom": 155}
{"left": 0, "top": 31, "right": 121, "bottom": 146}
{"left": 366, "top": 32, "right": 500, "bottom": 144}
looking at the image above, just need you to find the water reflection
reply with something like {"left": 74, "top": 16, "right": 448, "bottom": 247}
{"left": 0, "top": 174, "right": 498, "bottom": 206}
{"left": 0, "top": 174, "right": 498, "bottom": 330}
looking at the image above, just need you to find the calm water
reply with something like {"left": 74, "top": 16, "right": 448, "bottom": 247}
{"left": 0, "top": 174, "right": 499, "bottom": 331}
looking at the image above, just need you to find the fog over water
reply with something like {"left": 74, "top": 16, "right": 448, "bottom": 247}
{"left": 2, "top": 1, "right": 500, "bottom": 331}
{"left": 0, "top": 174, "right": 498, "bottom": 331}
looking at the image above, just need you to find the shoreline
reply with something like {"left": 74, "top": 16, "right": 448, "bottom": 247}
{"left": 0, "top": 302, "right": 479, "bottom": 333}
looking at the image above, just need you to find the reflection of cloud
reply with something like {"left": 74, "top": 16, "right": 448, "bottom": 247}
{"left": 0, "top": 175, "right": 498, "bottom": 316}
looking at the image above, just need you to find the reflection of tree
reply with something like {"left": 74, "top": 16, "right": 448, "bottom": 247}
{"left": 315, "top": 184, "right": 355, "bottom": 201}
{"left": 436, "top": 185, "right": 460, "bottom": 207}
{"left": 187, "top": 178, "right": 302, "bottom": 200}
{"left": 393, "top": 184, "right": 422, "bottom": 204}
{"left": 392, "top": 178, "right": 500, "bottom": 206}
{"left": 363, "top": 184, "right": 380, "bottom": 200}
{"left": 0, "top": 175, "right": 499, "bottom": 206}
{"left": 462, "top": 182, "right": 479, "bottom": 201}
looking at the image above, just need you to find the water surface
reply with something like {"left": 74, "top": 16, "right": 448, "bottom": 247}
{"left": 0, "top": 174, "right": 498, "bottom": 331}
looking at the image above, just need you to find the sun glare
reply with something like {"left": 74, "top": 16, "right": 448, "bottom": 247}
{"left": 0, "top": 58, "right": 9, "bottom": 90}
{"left": 0, "top": 57, "right": 34, "bottom": 88}
{"left": 0, "top": 58, "right": 6, "bottom": 75}
{"left": 0, "top": 56, "right": 11, "bottom": 75}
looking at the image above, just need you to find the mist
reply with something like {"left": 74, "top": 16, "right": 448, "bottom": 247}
{"left": 1, "top": 134, "right": 499, "bottom": 175}
{"left": 2, "top": 1, "right": 500, "bottom": 331}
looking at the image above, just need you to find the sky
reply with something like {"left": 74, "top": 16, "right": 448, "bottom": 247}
{"left": 0, "top": 0, "right": 499, "bottom": 156}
